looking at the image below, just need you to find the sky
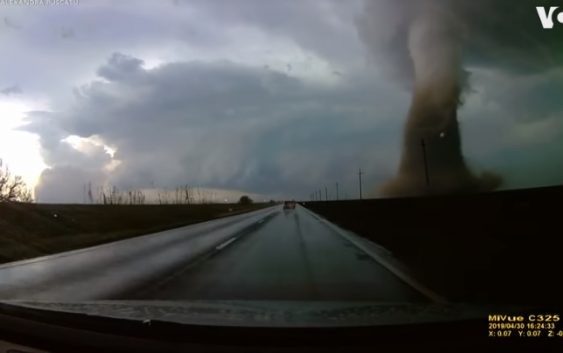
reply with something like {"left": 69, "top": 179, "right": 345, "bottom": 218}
{"left": 1, "top": 0, "right": 562, "bottom": 203}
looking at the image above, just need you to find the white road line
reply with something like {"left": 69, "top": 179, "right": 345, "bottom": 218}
{"left": 300, "top": 206, "right": 448, "bottom": 304}
{"left": 215, "top": 237, "right": 239, "bottom": 251}
{"left": 214, "top": 214, "right": 275, "bottom": 251}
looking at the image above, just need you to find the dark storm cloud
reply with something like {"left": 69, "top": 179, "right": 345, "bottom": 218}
{"left": 26, "top": 52, "right": 406, "bottom": 200}
{"left": 185, "top": 0, "right": 364, "bottom": 66}
{"left": 0, "top": 85, "right": 22, "bottom": 95}
{"left": 460, "top": 0, "right": 563, "bottom": 74}
{"left": 97, "top": 53, "right": 144, "bottom": 81}
{"left": 357, "top": 0, "right": 563, "bottom": 84}
{"left": 473, "top": 68, "right": 563, "bottom": 123}
{"left": 67, "top": 56, "right": 306, "bottom": 139}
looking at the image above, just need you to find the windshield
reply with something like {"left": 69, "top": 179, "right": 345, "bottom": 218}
{"left": 0, "top": 0, "right": 561, "bottom": 343}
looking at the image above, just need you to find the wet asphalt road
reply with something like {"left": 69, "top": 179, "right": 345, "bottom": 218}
{"left": 133, "top": 206, "right": 426, "bottom": 302}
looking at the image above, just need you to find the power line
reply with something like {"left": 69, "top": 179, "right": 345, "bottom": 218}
{"left": 336, "top": 182, "right": 339, "bottom": 201}
{"left": 358, "top": 168, "right": 363, "bottom": 200}
{"left": 421, "top": 139, "right": 430, "bottom": 188}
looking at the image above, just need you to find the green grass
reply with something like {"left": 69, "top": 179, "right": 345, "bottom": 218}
{"left": 0, "top": 202, "right": 271, "bottom": 264}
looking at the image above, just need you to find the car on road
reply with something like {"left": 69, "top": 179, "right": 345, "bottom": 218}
{"left": 283, "top": 201, "right": 296, "bottom": 210}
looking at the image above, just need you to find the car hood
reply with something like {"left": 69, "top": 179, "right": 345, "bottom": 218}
{"left": 0, "top": 300, "right": 518, "bottom": 328}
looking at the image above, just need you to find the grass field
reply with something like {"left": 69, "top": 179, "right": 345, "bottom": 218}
{"left": 0, "top": 202, "right": 271, "bottom": 264}
{"left": 302, "top": 186, "right": 563, "bottom": 305}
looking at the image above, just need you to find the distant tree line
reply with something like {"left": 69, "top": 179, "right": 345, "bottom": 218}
{"left": 238, "top": 195, "right": 253, "bottom": 205}
{"left": 0, "top": 159, "right": 33, "bottom": 203}
{"left": 84, "top": 183, "right": 224, "bottom": 205}
{"left": 0, "top": 157, "right": 256, "bottom": 205}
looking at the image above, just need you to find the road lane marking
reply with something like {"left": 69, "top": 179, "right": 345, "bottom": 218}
{"left": 0, "top": 206, "right": 280, "bottom": 271}
{"left": 299, "top": 206, "right": 448, "bottom": 304}
{"left": 215, "top": 237, "right": 239, "bottom": 251}
{"left": 131, "top": 211, "right": 281, "bottom": 298}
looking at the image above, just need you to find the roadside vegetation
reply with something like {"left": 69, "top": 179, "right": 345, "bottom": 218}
{"left": 0, "top": 202, "right": 270, "bottom": 264}
{"left": 0, "top": 159, "right": 34, "bottom": 203}
{"left": 83, "top": 183, "right": 217, "bottom": 205}
{"left": 0, "top": 158, "right": 273, "bottom": 264}
{"left": 238, "top": 195, "right": 253, "bottom": 205}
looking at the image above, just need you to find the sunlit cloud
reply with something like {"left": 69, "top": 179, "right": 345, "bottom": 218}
{"left": 0, "top": 98, "right": 47, "bottom": 189}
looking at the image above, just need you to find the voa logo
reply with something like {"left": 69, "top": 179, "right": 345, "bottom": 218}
{"left": 537, "top": 6, "right": 563, "bottom": 29}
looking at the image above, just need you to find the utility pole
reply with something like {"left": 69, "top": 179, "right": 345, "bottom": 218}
{"left": 336, "top": 182, "right": 339, "bottom": 201}
{"left": 325, "top": 186, "right": 328, "bottom": 201}
{"left": 358, "top": 168, "right": 363, "bottom": 200}
{"left": 421, "top": 139, "right": 430, "bottom": 188}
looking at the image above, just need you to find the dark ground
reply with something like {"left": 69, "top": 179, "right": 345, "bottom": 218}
{"left": 301, "top": 186, "right": 563, "bottom": 305}
{"left": 0, "top": 202, "right": 270, "bottom": 264}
